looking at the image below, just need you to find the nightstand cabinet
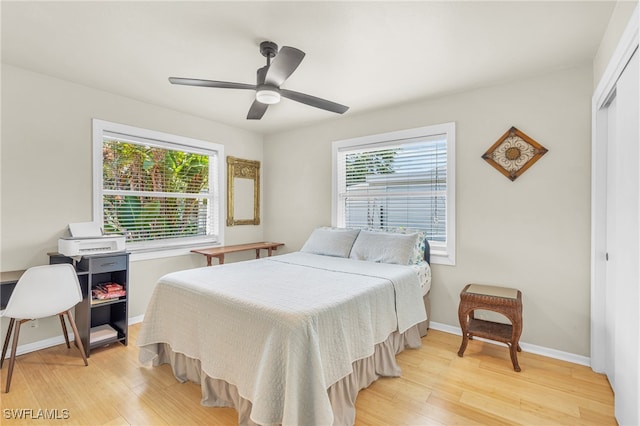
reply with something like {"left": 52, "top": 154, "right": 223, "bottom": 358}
{"left": 49, "top": 252, "right": 129, "bottom": 357}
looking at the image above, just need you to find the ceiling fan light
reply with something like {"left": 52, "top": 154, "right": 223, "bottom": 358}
{"left": 256, "top": 89, "right": 280, "bottom": 105}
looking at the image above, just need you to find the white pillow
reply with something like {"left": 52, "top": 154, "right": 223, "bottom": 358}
{"left": 349, "top": 230, "right": 419, "bottom": 265}
{"left": 300, "top": 227, "right": 360, "bottom": 258}
{"left": 387, "top": 228, "right": 428, "bottom": 264}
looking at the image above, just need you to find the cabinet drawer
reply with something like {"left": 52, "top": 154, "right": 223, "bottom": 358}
{"left": 92, "top": 255, "right": 127, "bottom": 273}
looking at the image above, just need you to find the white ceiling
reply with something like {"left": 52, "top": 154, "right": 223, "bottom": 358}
{"left": 2, "top": 1, "right": 615, "bottom": 135}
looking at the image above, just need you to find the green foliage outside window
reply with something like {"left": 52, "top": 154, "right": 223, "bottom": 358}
{"left": 102, "top": 140, "right": 210, "bottom": 242}
{"left": 345, "top": 149, "right": 398, "bottom": 186}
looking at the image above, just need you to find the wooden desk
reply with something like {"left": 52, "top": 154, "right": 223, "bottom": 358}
{"left": 191, "top": 242, "right": 285, "bottom": 266}
{"left": 1, "top": 270, "right": 25, "bottom": 310}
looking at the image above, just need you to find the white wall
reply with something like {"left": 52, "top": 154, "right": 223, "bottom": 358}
{"left": 593, "top": 1, "right": 638, "bottom": 88}
{"left": 264, "top": 65, "right": 593, "bottom": 357}
{"left": 1, "top": 64, "right": 264, "bottom": 345}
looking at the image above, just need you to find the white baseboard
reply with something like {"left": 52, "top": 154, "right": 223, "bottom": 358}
{"left": 429, "top": 321, "right": 591, "bottom": 367}
{"left": 3, "top": 314, "right": 145, "bottom": 359}
{"left": 5, "top": 333, "right": 75, "bottom": 358}
{"left": 129, "top": 314, "right": 145, "bottom": 325}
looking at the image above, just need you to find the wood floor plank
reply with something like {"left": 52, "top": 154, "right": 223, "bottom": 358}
{"left": 422, "top": 393, "right": 514, "bottom": 425}
{"left": 1, "top": 325, "right": 615, "bottom": 425}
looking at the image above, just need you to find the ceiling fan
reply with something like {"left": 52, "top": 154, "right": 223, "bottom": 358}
{"left": 169, "top": 41, "right": 349, "bottom": 120}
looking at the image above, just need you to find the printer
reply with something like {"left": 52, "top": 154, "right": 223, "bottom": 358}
{"left": 58, "top": 222, "right": 126, "bottom": 256}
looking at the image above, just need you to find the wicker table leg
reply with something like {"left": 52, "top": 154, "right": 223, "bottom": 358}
{"left": 507, "top": 310, "right": 523, "bottom": 372}
{"left": 509, "top": 344, "right": 521, "bottom": 372}
{"left": 458, "top": 307, "right": 470, "bottom": 357}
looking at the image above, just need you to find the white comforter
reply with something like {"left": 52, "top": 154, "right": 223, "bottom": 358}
{"left": 137, "top": 252, "right": 427, "bottom": 426}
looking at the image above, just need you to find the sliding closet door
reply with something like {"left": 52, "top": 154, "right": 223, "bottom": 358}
{"left": 592, "top": 7, "right": 639, "bottom": 425}
{"left": 604, "top": 95, "right": 617, "bottom": 388}
{"left": 609, "top": 49, "right": 639, "bottom": 425}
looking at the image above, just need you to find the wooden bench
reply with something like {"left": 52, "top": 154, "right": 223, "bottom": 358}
{"left": 191, "top": 242, "right": 285, "bottom": 266}
{"left": 457, "top": 283, "right": 523, "bottom": 371}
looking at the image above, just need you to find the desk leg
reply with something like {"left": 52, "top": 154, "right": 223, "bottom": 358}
{"left": 267, "top": 248, "right": 273, "bottom": 256}
{"left": 218, "top": 254, "right": 225, "bottom": 265}
{"left": 206, "top": 256, "right": 212, "bottom": 266}
{"left": 255, "top": 249, "right": 261, "bottom": 259}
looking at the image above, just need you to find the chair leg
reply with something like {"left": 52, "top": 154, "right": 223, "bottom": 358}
{"left": 59, "top": 314, "right": 70, "bottom": 349}
{"left": 63, "top": 310, "right": 88, "bottom": 366}
{"left": 1, "top": 318, "right": 16, "bottom": 368}
{"left": 5, "top": 319, "right": 27, "bottom": 393}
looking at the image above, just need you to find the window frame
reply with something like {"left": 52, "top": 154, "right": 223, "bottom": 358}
{"left": 332, "top": 122, "right": 456, "bottom": 265}
{"left": 92, "top": 119, "right": 225, "bottom": 261}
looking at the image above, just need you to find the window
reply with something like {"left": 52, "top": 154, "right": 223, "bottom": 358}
{"left": 332, "top": 122, "right": 455, "bottom": 265}
{"left": 93, "top": 119, "right": 224, "bottom": 257}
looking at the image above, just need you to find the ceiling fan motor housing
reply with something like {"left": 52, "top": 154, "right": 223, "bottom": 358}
{"left": 260, "top": 41, "right": 278, "bottom": 58}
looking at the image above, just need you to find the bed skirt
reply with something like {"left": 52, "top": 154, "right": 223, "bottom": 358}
{"left": 148, "top": 293, "right": 430, "bottom": 426}
{"left": 152, "top": 324, "right": 420, "bottom": 425}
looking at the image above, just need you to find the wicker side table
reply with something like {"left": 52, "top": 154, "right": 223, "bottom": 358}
{"left": 457, "top": 283, "right": 523, "bottom": 372}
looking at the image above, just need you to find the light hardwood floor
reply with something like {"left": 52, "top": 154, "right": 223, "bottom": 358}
{"left": 1, "top": 324, "right": 615, "bottom": 425}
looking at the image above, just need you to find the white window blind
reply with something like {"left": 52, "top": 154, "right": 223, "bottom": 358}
{"left": 333, "top": 123, "right": 455, "bottom": 265}
{"left": 93, "top": 120, "right": 224, "bottom": 255}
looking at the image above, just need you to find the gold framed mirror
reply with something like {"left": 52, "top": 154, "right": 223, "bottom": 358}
{"left": 227, "top": 156, "right": 260, "bottom": 226}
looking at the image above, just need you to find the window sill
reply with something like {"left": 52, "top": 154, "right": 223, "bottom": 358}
{"left": 128, "top": 242, "right": 222, "bottom": 262}
{"left": 430, "top": 250, "right": 456, "bottom": 266}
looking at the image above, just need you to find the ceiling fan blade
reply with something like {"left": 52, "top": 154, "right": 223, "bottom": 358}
{"left": 264, "top": 46, "right": 305, "bottom": 87}
{"left": 256, "top": 66, "right": 267, "bottom": 85}
{"left": 247, "top": 100, "right": 269, "bottom": 120}
{"left": 169, "top": 77, "right": 256, "bottom": 90}
{"left": 280, "top": 89, "right": 349, "bottom": 114}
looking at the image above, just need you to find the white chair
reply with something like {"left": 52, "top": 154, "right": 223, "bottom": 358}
{"left": 1, "top": 264, "right": 88, "bottom": 392}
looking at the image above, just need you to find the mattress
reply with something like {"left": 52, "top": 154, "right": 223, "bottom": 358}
{"left": 137, "top": 252, "right": 427, "bottom": 425}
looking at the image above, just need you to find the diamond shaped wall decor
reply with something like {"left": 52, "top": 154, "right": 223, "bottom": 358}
{"left": 481, "top": 126, "right": 548, "bottom": 181}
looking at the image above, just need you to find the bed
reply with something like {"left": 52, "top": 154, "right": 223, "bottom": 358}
{"left": 137, "top": 228, "right": 432, "bottom": 426}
